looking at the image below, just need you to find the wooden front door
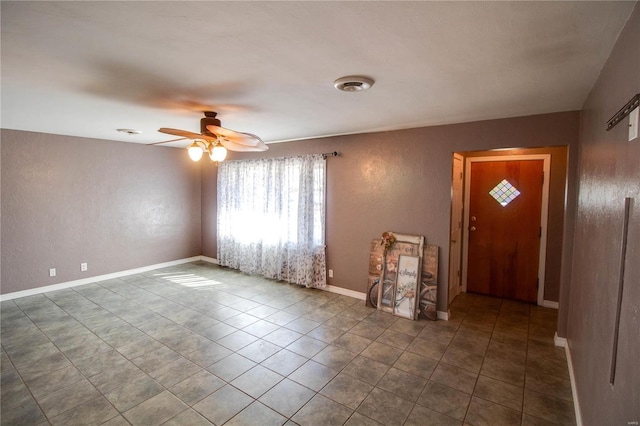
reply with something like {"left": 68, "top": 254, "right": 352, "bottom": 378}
{"left": 467, "top": 160, "right": 543, "bottom": 303}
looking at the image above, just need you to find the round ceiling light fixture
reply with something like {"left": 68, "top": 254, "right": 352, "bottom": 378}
{"left": 334, "top": 76, "right": 374, "bottom": 92}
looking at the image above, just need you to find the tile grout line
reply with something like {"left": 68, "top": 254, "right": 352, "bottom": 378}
{"left": 2, "top": 265, "right": 571, "bottom": 426}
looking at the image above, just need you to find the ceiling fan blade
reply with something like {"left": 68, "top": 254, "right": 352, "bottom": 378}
{"left": 245, "top": 133, "right": 269, "bottom": 151}
{"left": 206, "top": 124, "right": 261, "bottom": 146}
{"left": 147, "top": 137, "right": 187, "bottom": 146}
{"left": 158, "top": 128, "right": 217, "bottom": 142}
{"left": 221, "top": 138, "right": 269, "bottom": 152}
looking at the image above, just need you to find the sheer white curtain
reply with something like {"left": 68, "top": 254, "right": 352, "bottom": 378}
{"left": 217, "top": 154, "right": 326, "bottom": 288}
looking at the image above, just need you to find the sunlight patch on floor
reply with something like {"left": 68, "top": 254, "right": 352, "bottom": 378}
{"left": 156, "top": 272, "right": 223, "bottom": 288}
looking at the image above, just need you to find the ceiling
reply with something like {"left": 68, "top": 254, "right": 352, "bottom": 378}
{"left": 1, "top": 1, "right": 636, "bottom": 147}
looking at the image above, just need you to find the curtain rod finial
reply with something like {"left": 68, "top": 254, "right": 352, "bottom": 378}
{"left": 322, "top": 151, "right": 340, "bottom": 159}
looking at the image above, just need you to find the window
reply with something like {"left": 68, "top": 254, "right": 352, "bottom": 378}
{"left": 217, "top": 154, "right": 326, "bottom": 288}
{"left": 489, "top": 179, "right": 521, "bottom": 207}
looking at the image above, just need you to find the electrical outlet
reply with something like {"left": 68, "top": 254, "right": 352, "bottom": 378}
{"left": 328, "top": 269, "right": 333, "bottom": 278}
{"left": 80, "top": 263, "right": 88, "bottom": 272}
{"left": 49, "top": 268, "right": 56, "bottom": 277}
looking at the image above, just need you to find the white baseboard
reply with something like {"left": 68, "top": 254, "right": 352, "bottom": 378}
{"left": 196, "top": 262, "right": 365, "bottom": 301}
{"left": 2, "top": 259, "right": 449, "bottom": 325}
{"left": 324, "top": 285, "right": 366, "bottom": 300}
{"left": 1, "top": 258, "right": 368, "bottom": 304}
{"left": 199, "top": 256, "right": 219, "bottom": 265}
{"left": 542, "top": 300, "right": 559, "bottom": 309}
{"left": 563, "top": 339, "right": 583, "bottom": 426}
{"left": 201, "top": 259, "right": 361, "bottom": 299}
{"left": 0, "top": 256, "right": 202, "bottom": 301}
{"left": 554, "top": 332, "right": 567, "bottom": 347}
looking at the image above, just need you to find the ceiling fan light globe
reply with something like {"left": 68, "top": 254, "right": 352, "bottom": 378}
{"left": 187, "top": 143, "right": 204, "bottom": 161}
{"left": 211, "top": 145, "right": 227, "bottom": 162}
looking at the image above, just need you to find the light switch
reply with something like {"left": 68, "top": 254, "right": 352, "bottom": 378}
{"left": 629, "top": 107, "right": 638, "bottom": 141}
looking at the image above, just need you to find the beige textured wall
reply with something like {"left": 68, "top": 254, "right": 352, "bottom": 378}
{"left": 1, "top": 112, "right": 579, "bottom": 314}
{"left": 1, "top": 130, "right": 202, "bottom": 294}
{"left": 204, "top": 111, "right": 579, "bottom": 312}
{"left": 201, "top": 161, "right": 217, "bottom": 258}
{"left": 567, "top": 3, "right": 639, "bottom": 424}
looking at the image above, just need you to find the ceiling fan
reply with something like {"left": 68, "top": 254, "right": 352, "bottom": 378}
{"left": 150, "top": 111, "right": 268, "bottom": 162}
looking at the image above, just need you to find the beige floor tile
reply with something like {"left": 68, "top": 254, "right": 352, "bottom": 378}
{"left": 123, "top": 390, "right": 188, "bottom": 425}
{"left": 1, "top": 265, "right": 575, "bottom": 426}
{"left": 193, "top": 385, "right": 253, "bottom": 425}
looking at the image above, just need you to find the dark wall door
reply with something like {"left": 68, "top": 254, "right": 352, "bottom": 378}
{"left": 467, "top": 160, "right": 543, "bottom": 303}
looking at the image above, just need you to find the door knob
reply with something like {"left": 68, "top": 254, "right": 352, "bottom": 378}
{"left": 470, "top": 226, "right": 477, "bottom": 232}
{"left": 471, "top": 216, "right": 477, "bottom": 222}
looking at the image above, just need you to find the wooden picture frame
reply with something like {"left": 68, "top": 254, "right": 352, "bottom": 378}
{"left": 418, "top": 245, "right": 439, "bottom": 320}
{"left": 366, "top": 274, "right": 381, "bottom": 308}
{"left": 366, "top": 240, "right": 385, "bottom": 308}
{"left": 377, "top": 233, "right": 425, "bottom": 317}
{"left": 394, "top": 255, "right": 420, "bottom": 319}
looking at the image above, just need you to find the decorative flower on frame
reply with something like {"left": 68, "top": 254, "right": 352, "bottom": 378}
{"left": 380, "top": 231, "right": 396, "bottom": 253}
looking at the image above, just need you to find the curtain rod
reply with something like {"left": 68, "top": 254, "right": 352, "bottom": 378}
{"left": 606, "top": 93, "right": 639, "bottom": 131}
{"left": 322, "top": 151, "right": 340, "bottom": 159}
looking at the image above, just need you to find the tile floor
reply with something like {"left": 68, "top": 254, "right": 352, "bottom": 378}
{"left": 0, "top": 262, "right": 576, "bottom": 425}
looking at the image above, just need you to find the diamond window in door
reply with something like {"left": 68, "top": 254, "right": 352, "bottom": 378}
{"left": 489, "top": 179, "right": 521, "bottom": 206}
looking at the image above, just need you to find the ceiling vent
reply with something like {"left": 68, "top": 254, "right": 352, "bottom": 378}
{"left": 334, "top": 76, "right": 374, "bottom": 92}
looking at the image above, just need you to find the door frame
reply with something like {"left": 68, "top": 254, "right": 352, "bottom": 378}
{"left": 461, "top": 154, "right": 551, "bottom": 306}
{"left": 448, "top": 153, "right": 465, "bottom": 304}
